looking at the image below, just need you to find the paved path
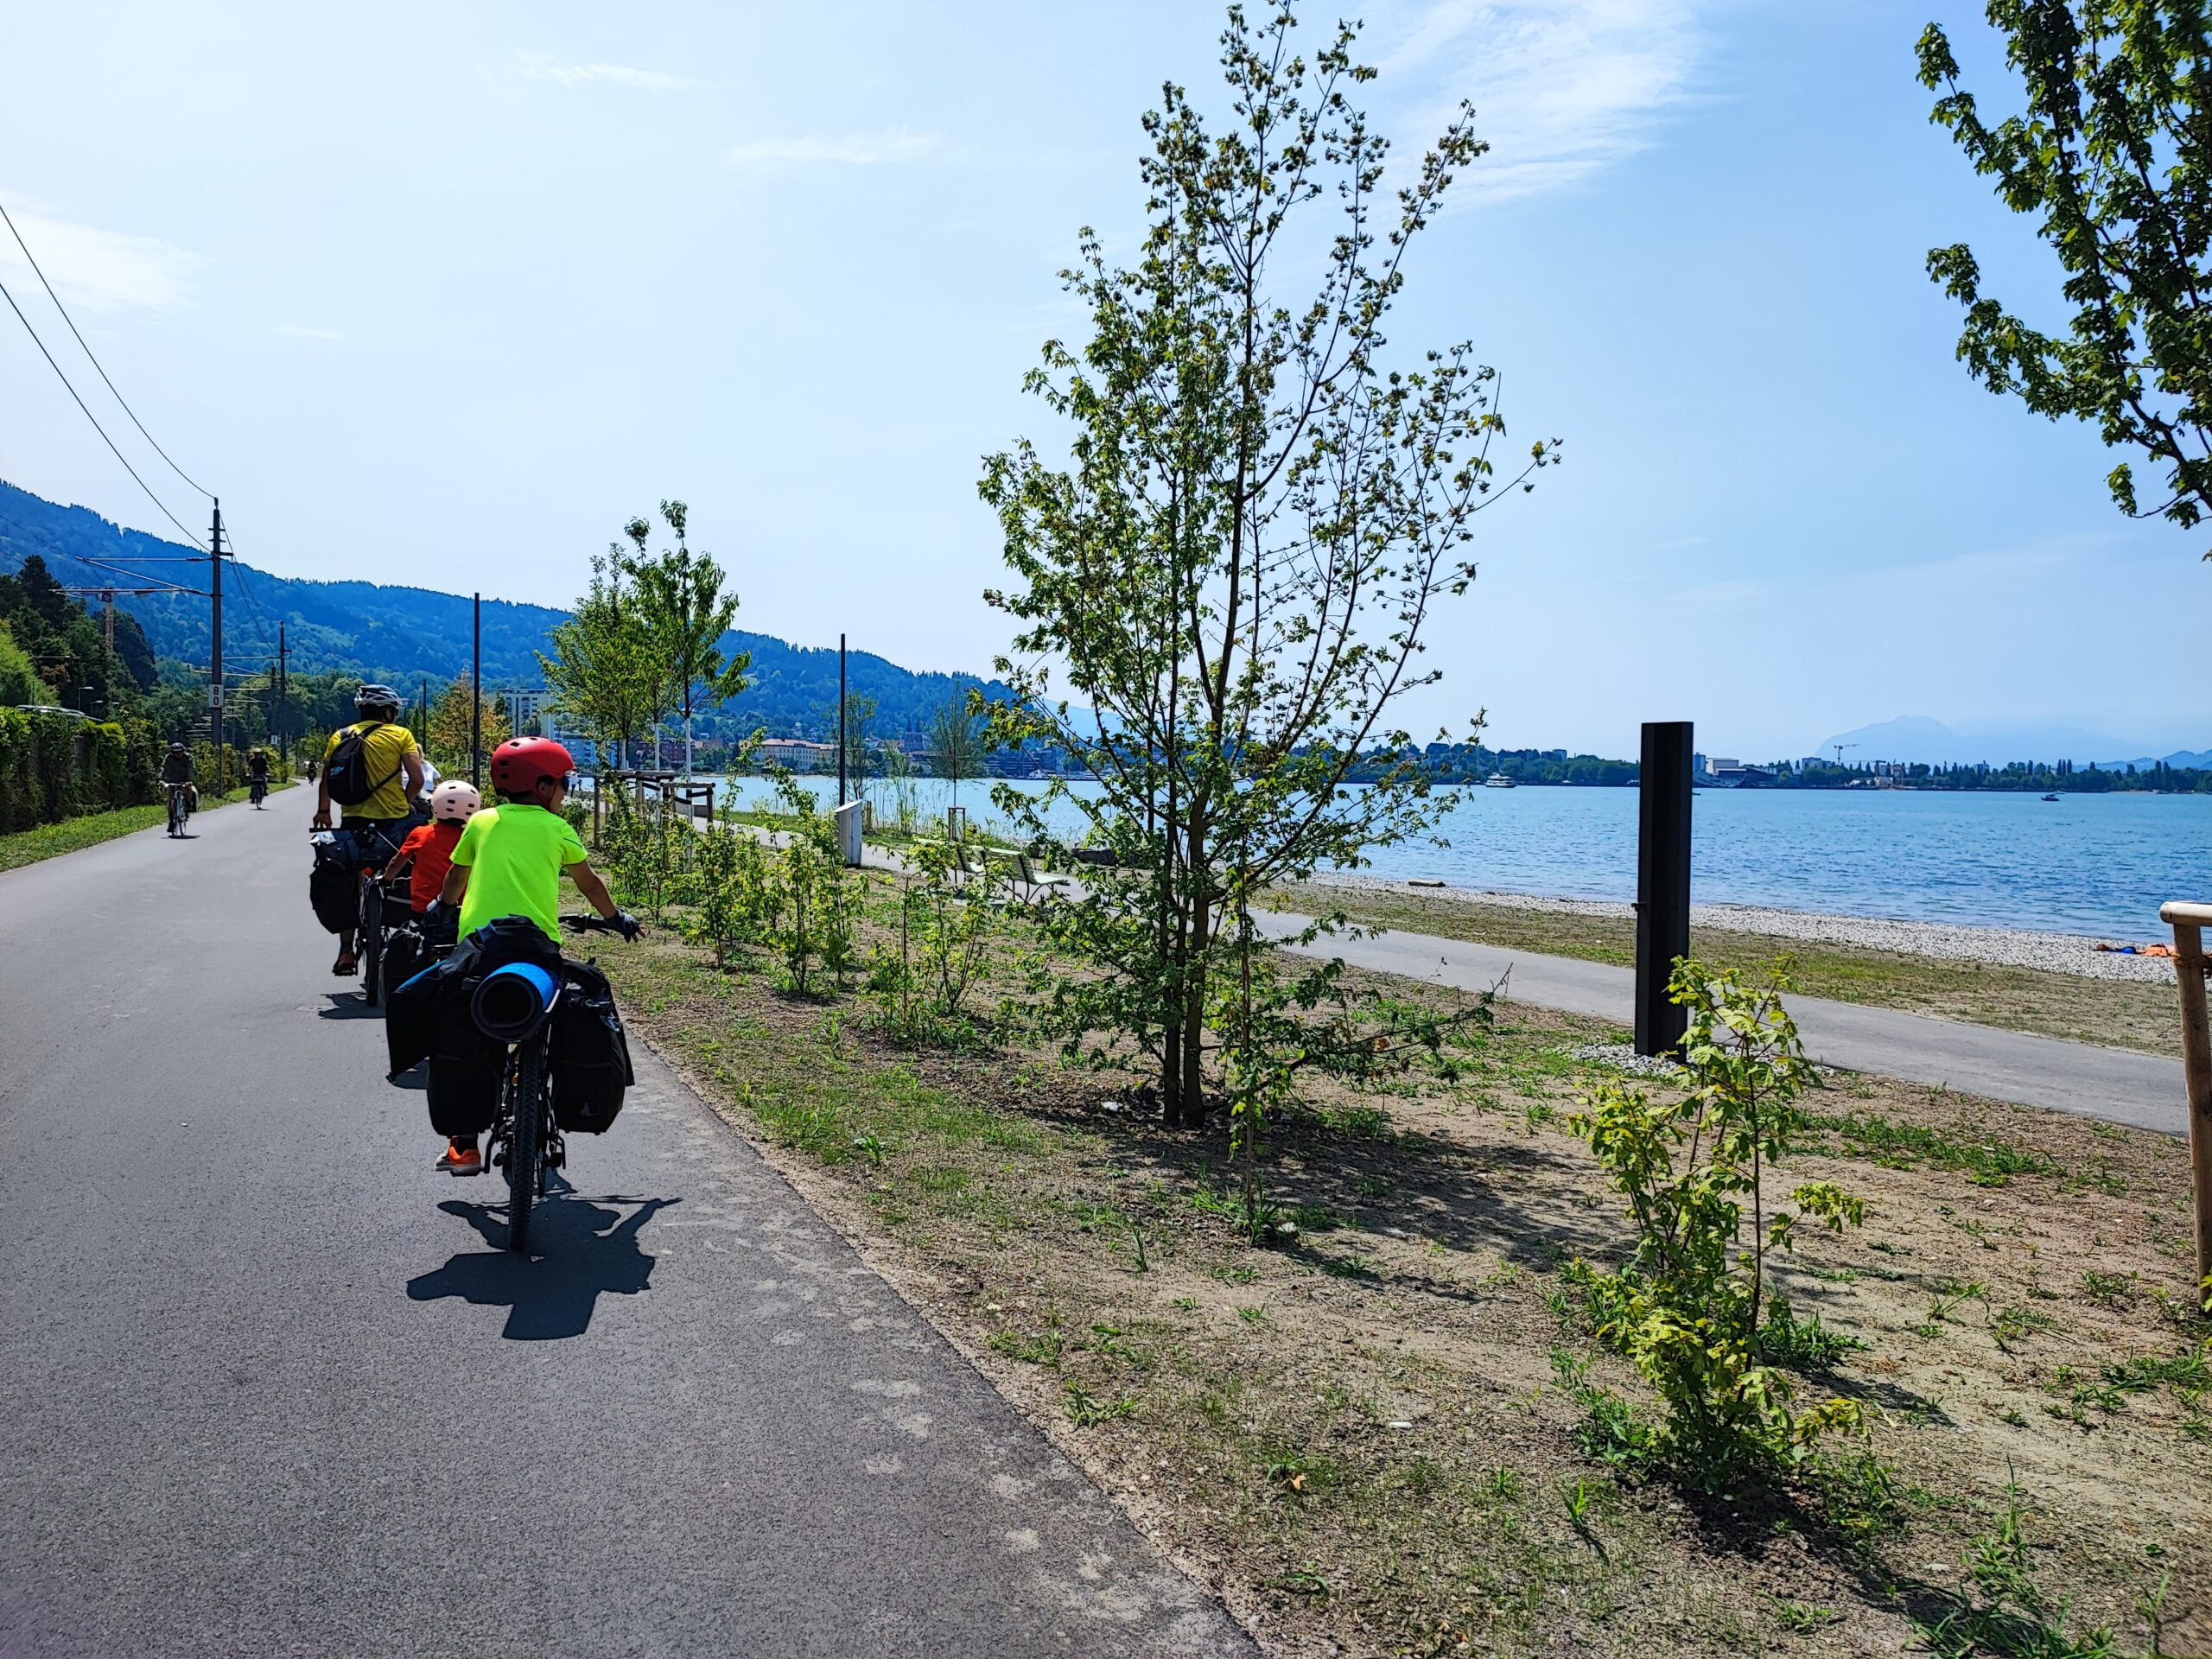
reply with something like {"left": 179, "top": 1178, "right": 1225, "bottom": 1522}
{"left": 1256, "top": 912, "right": 2190, "bottom": 1137}
{"left": 0, "top": 800, "right": 1249, "bottom": 1658}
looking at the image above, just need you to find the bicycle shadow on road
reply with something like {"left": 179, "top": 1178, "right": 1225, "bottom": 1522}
{"left": 407, "top": 1195, "right": 677, "bottom": 1340}
{"left": 315, "top": 994, "right": 382, "bottom": 1020}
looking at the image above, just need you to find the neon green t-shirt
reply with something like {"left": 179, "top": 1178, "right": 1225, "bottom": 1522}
{"left": 450, "top": 803, "right": 589, "bottom": 944}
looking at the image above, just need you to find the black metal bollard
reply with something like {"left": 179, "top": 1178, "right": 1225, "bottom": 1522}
{"left": 1635, "top": 721, "right": 1693, "bottom": 1057}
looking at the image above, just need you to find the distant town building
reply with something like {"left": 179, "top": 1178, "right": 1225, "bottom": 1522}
{"left": 756, "top": 737, "right": 837, "bottom": 769}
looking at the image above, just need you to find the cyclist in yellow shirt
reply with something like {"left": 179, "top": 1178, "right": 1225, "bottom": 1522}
{"left": 431, "top": 737, "right": 633, "bottom": 1173}
{"left": 312, "top": 684, "right": 427, "bottom": 976}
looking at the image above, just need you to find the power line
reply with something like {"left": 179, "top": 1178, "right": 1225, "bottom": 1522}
{"left": 0, "top": 272, "right": 207, "bottom": 550}
{"left": 0, "top": 200, "right": 213, "bottom": 499}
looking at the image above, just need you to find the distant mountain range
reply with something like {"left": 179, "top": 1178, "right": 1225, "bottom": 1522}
{"left": 0, "top": 479, "right": 1007, "bottom": 737}
{"left": 1815, "top": 715, "right": 2209, "bottom": 771}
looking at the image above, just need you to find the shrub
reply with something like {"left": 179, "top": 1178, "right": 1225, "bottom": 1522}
{"left": 1567, "top": 959, "right": 1867, "bottom": 1487}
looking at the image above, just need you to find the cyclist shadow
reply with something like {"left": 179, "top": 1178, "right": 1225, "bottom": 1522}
{"left": 316, "top": 995, "right": 383, "bottom": 1021}
{"left": 407, "top": 1194, "right": 677, "bottom": 1341}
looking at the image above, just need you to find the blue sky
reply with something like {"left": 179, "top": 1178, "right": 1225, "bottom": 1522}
{"left": 1, "top": 1, "right": 2202, "bottom": 760}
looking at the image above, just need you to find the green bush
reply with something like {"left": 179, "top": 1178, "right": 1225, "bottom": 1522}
{"left": 1567, "top": 960, "right": 1867, "bottom": 1488}
{"left": 0, "top": 709, "right": 160, "bottom": 832}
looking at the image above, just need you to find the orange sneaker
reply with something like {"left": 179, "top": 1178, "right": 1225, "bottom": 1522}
{"left": 436, "top": 1140, "right": 482, "bottom": 1176}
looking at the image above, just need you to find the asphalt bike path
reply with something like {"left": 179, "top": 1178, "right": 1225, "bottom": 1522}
{"left": 0, "top": 798, "right": 1250, "bottom": 1658}
{"left": 1254, "top": 911, "right": 2190, "bottom": 1137}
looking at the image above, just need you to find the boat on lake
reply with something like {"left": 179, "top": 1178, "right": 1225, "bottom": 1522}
{"left": 2042, "top": 792, "right": 2061, "bottom": 802}
{"left": 1484, "top": 773, "right": 1516, "bottom": 789}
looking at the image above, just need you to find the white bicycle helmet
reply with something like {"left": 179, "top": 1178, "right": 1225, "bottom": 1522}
{"left": 429, "top": 779, "right": 481, "bottom": 822}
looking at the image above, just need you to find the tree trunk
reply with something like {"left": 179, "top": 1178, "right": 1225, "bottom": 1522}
{"left": 1180, "top": 810, "right": 1209, "bottom": 1128}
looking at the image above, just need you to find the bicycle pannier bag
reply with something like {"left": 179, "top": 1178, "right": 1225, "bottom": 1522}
{"left": 308, "top": 835, "right": 358, "bottom": 934}
{"left": 550, "top": 960, "right": 633, "bottom": 1134}
{"left": 323, "top": 721, "right": 398, "bottom": 808}
{"left": 384, "top": 954, "right": 446, "bottom": 1076}
{"left": 425, "top": 971, "right": 504, "bottom": 1139}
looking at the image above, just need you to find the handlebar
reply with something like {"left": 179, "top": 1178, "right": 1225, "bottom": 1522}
{"left": 561, "top": 914, "right": 641, "bottom": 938}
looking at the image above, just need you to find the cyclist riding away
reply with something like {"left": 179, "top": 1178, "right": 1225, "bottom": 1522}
{"left": 431, "top": 736, "right": 634, "bottom": 1173}
{"left": 382, "top": 779, "right": 479, "bottom": 913}
{"left": 313, "top": 684, "right": 426, "bottom": 978}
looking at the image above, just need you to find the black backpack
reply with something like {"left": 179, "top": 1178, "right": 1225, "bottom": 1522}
{"left": 308, "top": 836, "right": 359, "bottom": 934}
{"left": 324, "top": 721, "right": 400, "bottom": 807}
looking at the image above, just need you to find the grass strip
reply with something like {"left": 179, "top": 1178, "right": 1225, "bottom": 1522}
{"left": 0, "top": 779, "right": 298, "bottom": 874}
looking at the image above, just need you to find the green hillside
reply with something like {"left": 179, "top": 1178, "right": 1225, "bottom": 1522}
{"left": 0, "top": 479, "right": 1004, "bottom": 738}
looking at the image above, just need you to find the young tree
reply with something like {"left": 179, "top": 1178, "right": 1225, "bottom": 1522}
{"left": 625, "top": 499, "right": 752, "bottom": 778}
{"left": 426, "top": 673, "right": 512, "bottom": 774}
{"left": 1919, "top": 4, "right": 2212, "bottom": 550}
{"left": 540, "top": 548, "right": 668, "bottom": 772}
{"left": 979, "top": 7, "right": 1554, "bottom": 1135}
{"left": 926, "top": 696, "right": 988, "bottom": 808}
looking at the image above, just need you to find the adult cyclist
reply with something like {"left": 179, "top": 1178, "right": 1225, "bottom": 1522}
{"left": 312, "top": 683, "right": 427, "bottom": 977}
{"left": 159, "top": 741, "right": 196, "bottom": 830}
{"left": 246, "top": 746, "right": 272, "bottom": 807}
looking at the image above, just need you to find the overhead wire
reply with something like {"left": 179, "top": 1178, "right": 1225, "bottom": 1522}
{"left": 0, "top": 272, "right": 207, "bottom": 550}
{"left": 0, "top": 199, "right": 213, "bottom": 499}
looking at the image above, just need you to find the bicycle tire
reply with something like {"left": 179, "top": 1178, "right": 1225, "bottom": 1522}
{"left": 359, "top": 880, "right": 385, "bottom": 1007}
{"left": 505, "top": 1040, "right": 544, "bottom": 1253}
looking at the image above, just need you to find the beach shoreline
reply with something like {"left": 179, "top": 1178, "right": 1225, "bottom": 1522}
{"left": 1300, "top": 873, "right": 2180, "bottom": 985}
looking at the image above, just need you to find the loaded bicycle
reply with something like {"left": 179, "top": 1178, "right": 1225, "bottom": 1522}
{"left": 477, "top": 914, "right": 637, "bottom": 1252}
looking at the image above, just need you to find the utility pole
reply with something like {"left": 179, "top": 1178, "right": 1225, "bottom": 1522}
{"left": 471, "top": 591, "right": 482, "bottom": 788}
{"left": 837, "top": 632, "right": 848, "bottom": 805}
{"left": 275, "top": 623, "right": 289, "bottom": 766}
{"left": 209, "top": 499, "right": 226, "bottom": 791}
{"left": 1635, "top": 721, "right": 1694, "bottom": 1058}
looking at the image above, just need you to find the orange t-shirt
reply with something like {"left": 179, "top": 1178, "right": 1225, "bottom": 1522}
{"left": 397, "top": 820, "right": 466, "bottom": 912}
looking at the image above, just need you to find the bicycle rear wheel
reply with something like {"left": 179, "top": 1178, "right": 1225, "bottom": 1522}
{"left": 505, "top": 1041, "right": 543, "bottom": 1253}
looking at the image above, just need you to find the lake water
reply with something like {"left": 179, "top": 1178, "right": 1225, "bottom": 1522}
{"left": 708, "top": 773, "right": 2212, "bottom": 939}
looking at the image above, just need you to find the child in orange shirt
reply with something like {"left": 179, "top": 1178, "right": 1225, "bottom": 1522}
{"left": 385, "top": 779, "right": 480, "bottom": 911}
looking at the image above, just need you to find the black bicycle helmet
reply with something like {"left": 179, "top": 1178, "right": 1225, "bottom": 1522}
{"left": 354, "top": 683, "right": 402, "bottom": 714}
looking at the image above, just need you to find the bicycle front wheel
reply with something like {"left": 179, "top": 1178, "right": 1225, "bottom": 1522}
{"left": 505, "top": 1041, "right": 543, "bottom": 1254}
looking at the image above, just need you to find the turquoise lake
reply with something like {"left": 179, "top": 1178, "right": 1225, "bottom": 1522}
{"left": 717, "top": 774, "right": 2211, "bottom": 939}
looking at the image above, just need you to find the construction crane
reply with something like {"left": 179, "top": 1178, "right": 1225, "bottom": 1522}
{"left": 1831, "top": 741, "right": 1859, "bottom": 766}
{"left": 61, "top": 585, "right": 175, "bottom": 652}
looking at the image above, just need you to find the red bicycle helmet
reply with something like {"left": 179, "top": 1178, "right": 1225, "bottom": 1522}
{"left": 489, "top": 736, "right": 575, "bottom": 793}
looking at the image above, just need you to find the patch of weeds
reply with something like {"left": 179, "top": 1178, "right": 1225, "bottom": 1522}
{"left": 1910, "top": 1475, "right": 2115, "bottom": 1658}
{"left": 1355, "top": 1173, "right": 1395, "bottom": 1198}
{"left": 1085, "top": 1323, "right": 1149, "bottom": 1368}
{"left": 988, "top": 1327, "right": 1065, "bottom": 1368}
{"left": 1264, "top": 1453, "right": 1323, "bottom": 1497}
{"left": 1487, "top": 1464, "right": 1522, "bottom": 1500}
{"left": 1928, "top": 1279, "right": 1991, "bottom": 1326}
{"left": 1062, "top": 1383, "right": 1136, "bottom": 1427}
{"left": 1236, "top": 1305, "right": 1270, "bottom": 1326}
{"left": 1803, "top": 1264, "right": 1860, "bottom": 1284}
{"left": 1551, "top": 1347, "right": 1658, "bottom": 1471}
{"left": 1758, "top": 1300, "right": 1870, "bottom": 1370}
{"left": 1171, "top": 1296, "right": 1198, "bottom": 1312}
{"left": 1811, "top": 1109, "right": 2058, "bottom": 1186}
{"left": 1267, "top": 1567, "right": 1329, "bottom": 1597}
{"left": 1560, "top": 1477, "right": 1597, "bottom": 1535}
{"left": 1993, "top": 1306, "right": 2059, "bottom": 1353}
{"left": 1207, "top": 1263, "right": 1260, "bottom": 1287}
{"left": 1522, "top": 1100, "right": 1557, "bottom": 1134}
{"left": 1764, "top": 1593, "right": 1840, "bottom": 1635}
{"left": 1809, "top": 1448, "right": 1908, "bottom": 1546}
{"left": 2082, "top": 1269, "right": 2138, "bottom": 1306}
{"left": 1291, "top": 1202, "right": 1342, "bottom": 1233}
{"left": 1316, "top": 1251, "right": 1376, "bottom": 1281}
{"left": 1319, "top": 1103, "right": 1390, "bottom": 1140}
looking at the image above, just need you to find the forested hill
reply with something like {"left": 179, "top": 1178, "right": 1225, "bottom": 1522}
{"left": 0, "top": 479, "right": 1006, "bottom": 736}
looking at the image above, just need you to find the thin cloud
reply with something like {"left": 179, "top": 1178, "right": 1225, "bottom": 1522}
{"left": 1373, "top": 0, "right": 1704, "bottom": 205}
{"left": 276, "top": 323, "right": 343, "bottom": 340}
{"left": 517, "top": 54, "right": 703, "bottom": 92}
{"left": 726, "top": 129, "right": 942, "bottom": 170}
{"left": 0, "top": 195, "right": 199, "bottom": 312}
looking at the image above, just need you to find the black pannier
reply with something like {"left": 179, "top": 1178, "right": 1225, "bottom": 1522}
{"left": 381, "top": 926, "right": 429, "bottom": 1001}
{"left": 383, "top": 955, "right": 445, "bottom": 1076}
{"left": 426, "top": 973, "right": 505, "bottom": 1139}
{"left": 308, "top": 836, "right": 357, "bottom": 934}
{"left": 550, "top": 959, "right": 632, "bottom": 1134}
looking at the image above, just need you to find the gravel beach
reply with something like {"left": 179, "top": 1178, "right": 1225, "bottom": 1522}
{"left": 1308, "top": 874, "right": 2180, "bottom": 985}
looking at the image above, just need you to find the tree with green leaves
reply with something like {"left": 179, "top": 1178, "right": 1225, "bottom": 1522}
{"left": 626, "top": 499, "right": 753, "bottom": 777}
{"left": 540, "top": 547, "right": 669, "bottom": 772}
{"left": 979, "top": 5, "right": 1553, "bottom": 1141}
{"left": 1919, "top": 3, "right": 2212, "bottom": 550}
{"left": 926, "top": 696, "right": 988, "bottom": 808}
{"left": 425, "top": 672, "right": 512, "bottom": 775}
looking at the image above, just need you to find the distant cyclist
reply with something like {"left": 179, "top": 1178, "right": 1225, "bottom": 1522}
{"left": 160, "top": 741, "right": 197, "bottom": 828}
{"left": 246, "top": 747, "right": 271, "bottom": 807}
{"left": 312, "top": 684, "right": 427, "bottom": 977}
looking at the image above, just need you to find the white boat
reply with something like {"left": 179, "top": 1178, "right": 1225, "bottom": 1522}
{"left": 1483, "top": 773, "right": 1516, "bottom": 789}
